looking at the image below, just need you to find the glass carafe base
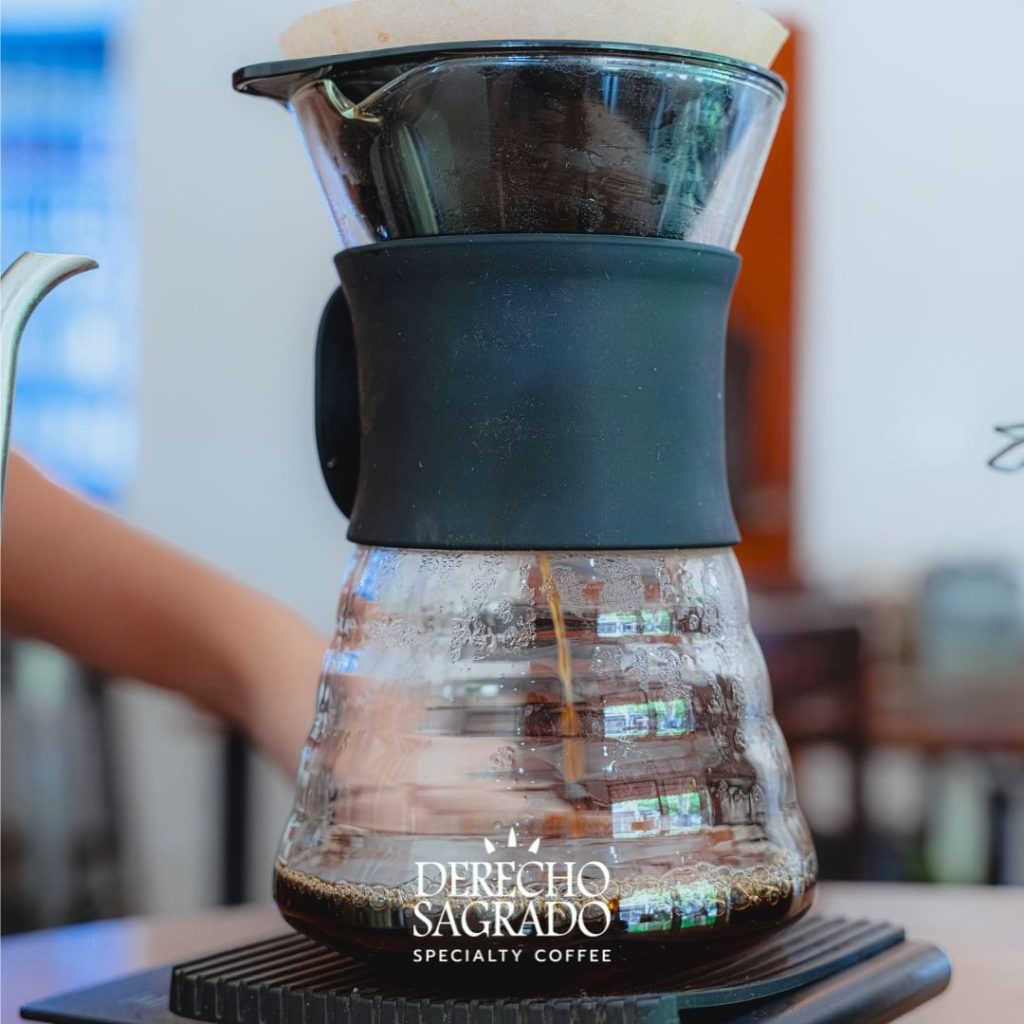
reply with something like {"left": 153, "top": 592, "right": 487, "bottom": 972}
{"left": 274, "top": 858, "right": 815, "bottom": 989}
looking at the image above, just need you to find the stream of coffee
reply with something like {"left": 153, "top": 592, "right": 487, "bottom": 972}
{"left": 538, "top": 553, "right": 585, "bottom": 836}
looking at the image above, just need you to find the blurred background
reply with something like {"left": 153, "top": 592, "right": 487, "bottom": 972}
{"left": 1, "top": 0, "right": 1022, "bottom": 933}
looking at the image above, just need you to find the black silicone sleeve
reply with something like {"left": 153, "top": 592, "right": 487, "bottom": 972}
{"left": 316, "top": 234, "right": 741, "bottom": 550}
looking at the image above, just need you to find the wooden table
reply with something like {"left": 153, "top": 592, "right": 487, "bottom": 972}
{"left": 2, "top": 884, "right": 1021, "bottom": 1023}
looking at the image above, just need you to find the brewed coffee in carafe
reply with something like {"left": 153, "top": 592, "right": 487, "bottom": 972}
{"left": 235, "top": 33, "right": 815, "bottom": 981}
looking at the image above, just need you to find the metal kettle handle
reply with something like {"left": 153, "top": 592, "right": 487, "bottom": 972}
{"left": 1, "top": 251, "right": 98, "bottom": 515}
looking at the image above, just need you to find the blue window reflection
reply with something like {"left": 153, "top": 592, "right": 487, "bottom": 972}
{"left": 1, "top": 19, "right": 137, "bottom": 502}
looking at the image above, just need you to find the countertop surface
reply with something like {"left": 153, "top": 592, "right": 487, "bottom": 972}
{"left": 2, "top": 883, "right": 1022, "bottom": 1023}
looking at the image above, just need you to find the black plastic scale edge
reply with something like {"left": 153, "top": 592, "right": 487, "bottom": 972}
{"left": 19, "top": 915, "right": 952, "bottom": 1024}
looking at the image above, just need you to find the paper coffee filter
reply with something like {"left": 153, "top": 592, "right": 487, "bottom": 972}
{"left": 281, "top": 0, "right": 789, "bottom": 69}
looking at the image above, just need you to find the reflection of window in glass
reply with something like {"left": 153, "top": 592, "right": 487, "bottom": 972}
{"left": 597, "top": 612, "right": 640, "bottom": 638}
{"left": 603, "top": 697, "right": 692, "bottom": 739}
{"left": 354, "top": 548, "right": 401, "bottom": 600}
{"left": 1, "top": 20, "right": 137, "bottom": 502}
{"left": 661, "top": 789, "right": 703, "bottom": 832}
{"left": 611, "top": 787, "right": 703, "bottom": 838}
{"left": 612, "top": 796, "right": 661, "bottom": 837}
{"left": 617, "top": 880, "right": 718, "bottom": 932}
{"left": 652, "top": 697, "right": 691, "bottom": 736}
{"left": 596, "top": 610, "right": 672, "bottom": 638}
{"left": 324, "top": 650, "right": 360, "bottom": 675}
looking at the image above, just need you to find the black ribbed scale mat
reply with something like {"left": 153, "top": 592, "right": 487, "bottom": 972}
{"left": 19, "top": 915, "right": 952, "bottom": 1024}
{"left": 164, "top": 916, "right": 946, "bottom": 1024}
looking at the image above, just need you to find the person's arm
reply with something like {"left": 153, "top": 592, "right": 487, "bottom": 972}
{"left": 0, "top": 453, "right": 325, "bottom": 774}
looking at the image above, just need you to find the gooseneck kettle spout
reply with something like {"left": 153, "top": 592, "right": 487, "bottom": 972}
{"left": 0, "top": 252, "right": 98, "bottom": 515}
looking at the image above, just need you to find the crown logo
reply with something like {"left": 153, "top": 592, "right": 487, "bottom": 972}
{"left": 483, "top": 827, "right": 541, "bottom": 856}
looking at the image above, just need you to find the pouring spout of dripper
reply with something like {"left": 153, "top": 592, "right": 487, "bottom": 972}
{"left": 0, "top": 252, "right": 98, "bottom": 514}
{"left": 232, "top": 56, "right": 388, "bottom": 122}
{"left": 233, "top": 55, "right": 362, "bottom": 109}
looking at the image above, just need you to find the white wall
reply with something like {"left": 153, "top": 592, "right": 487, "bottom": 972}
{"left": 761, "top": 0, "right": 1024, "bottom": 589}
{"left": 128, "top": 0, "right": 345, "bottom": 621}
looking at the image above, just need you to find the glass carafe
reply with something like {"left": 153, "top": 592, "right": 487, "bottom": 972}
{"left": 277, "top": 548, "right": 814, "bottom": 964}
{"left": 236, "top": 42, "right": 815, "bottom": 979}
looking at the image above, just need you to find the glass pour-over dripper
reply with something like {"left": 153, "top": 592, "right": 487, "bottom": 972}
{"left": 236, "top": 42, "right": 785, "bottom": 247}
